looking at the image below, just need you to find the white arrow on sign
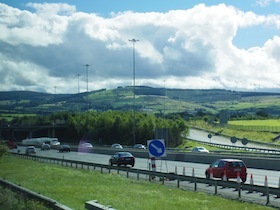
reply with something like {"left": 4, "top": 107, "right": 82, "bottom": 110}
{"left": 151, "top": 143, "right": 162, "bottom": 153}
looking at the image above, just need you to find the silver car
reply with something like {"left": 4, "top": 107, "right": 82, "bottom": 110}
{"left": 25, "top": 146, "right": 36, "bottom": 154}
{"left": 111, "top": 143, "right": 123, "bottom": 149}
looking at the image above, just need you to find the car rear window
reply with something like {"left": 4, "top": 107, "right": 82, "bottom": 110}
{"left": 228, "top": 161, "right": 244, "bottom": 168}
{"left": 119, "top": 152, "right": 132, "bottom": 157}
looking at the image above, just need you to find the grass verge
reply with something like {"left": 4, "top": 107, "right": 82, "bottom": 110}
{"left": 0, "top": 155, "right": 275, "bottom": 210}
{"left": 0, "top": 186, "right": 50, "bottom": 210}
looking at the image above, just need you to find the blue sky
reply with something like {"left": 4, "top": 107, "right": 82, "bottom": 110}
{"left": 0, "top": 1, "right": 280, "bottom": 93}
{"left": 2, "top": 0, "right": 280, "bottom": 14}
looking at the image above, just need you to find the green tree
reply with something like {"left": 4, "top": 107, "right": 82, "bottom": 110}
{"left": 0, "top": 143, "right": 7, "bottom": 159}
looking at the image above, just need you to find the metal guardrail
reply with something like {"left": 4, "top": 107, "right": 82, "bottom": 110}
{"left": 8, "top": 152, "right": 280, "bottom": 208}
{"left": 197, "top": 141, "right": 280, "bottom": 154}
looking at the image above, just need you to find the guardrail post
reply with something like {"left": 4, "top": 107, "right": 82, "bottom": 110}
{"left": 126, "top": 171, "right": 129, "bottom": 178}
{"left": 266, "top": 187, "right": 270, "bottom": 205}
{"left": 215, "top": 181, "right": 217, "bottom": 195}
{"left": 177, "top": 179, "right": 180, "bottom": 188}
{"left": 194, "top": 178, "right": 197, "bottom": 191}
{"left": 276, "top": 177, "right": 280, "bottom": 198}
{"left": 161, "top": 176, "right": 164, "bottom": 185}
{"left": 238, "top": 183, "right": 241, "bottom": 198}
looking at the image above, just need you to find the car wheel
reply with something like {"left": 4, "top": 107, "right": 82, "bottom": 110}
{"left": 131, "top": 164, "right": 134, "bottom": 167}
{"left": 117, "top": 161, "right": 121, "bottom": 166}
{"left": 241, "top": 177, "right": 246, "bottom": 183}
{"left": 205, "top": 172, "right": 210, "bottom": 179}
{"left": 109, "top": 160, "right": 113, "bottom": 166}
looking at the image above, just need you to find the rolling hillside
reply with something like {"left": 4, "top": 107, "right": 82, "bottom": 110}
{"left": 1, "top": 86, "right": 280, "bottom": 116}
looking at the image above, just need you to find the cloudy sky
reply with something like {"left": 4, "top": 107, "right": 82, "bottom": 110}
{"left": 1, "top": 0, "right": 280, "bottom": 94}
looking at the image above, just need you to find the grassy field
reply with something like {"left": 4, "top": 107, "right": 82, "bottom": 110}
{"left": 0, "top": 155, "right": 275, "bottom": 210}
{"left": 228, "top": 119, "right": 280, "bottom": 126}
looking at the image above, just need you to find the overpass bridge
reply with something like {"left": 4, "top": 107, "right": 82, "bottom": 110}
{"left": 0, "top": 124, "right": 66, "bottom": 141}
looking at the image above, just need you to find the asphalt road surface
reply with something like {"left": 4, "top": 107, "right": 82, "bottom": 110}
{"left": 188, "top": 128, "right": 280, "bottom": 150}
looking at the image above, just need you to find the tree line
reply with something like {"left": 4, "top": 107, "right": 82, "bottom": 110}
{"left": 7, "top": 111, "right": 188, "bottom": 147}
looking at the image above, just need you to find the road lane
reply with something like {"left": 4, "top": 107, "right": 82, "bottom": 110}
{"left": 188, "top": 128, "right": 280, "bottom": 150}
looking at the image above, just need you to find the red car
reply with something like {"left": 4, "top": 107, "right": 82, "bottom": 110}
{"left": 7, "top": 140, "right": 17, "bottom": 149}
{"left": 205, "top": 159, "right": 247, "bottom": 182}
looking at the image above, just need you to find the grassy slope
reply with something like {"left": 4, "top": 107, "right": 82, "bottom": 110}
{"left": 1, "top": 88, "right": 280, "bottom": 115}
{"left": 0, "top": 155, "right": 274, "bottom": 210}
{"left": 229, "top": 119, "right": 280, "bottom": 126}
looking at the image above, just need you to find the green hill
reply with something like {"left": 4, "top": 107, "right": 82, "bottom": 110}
{"left": 1, "top": 86, "right": 280, "bottom": 116}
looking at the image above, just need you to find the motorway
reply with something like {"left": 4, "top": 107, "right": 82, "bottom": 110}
{"left": 12, "top": 146, "right": 280, "bottom": 208}
{"left": 15, "top": 146, "right": 280, "bottom": 188}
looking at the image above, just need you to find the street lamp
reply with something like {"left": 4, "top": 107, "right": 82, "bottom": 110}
{"left": 129, "top": 38, "right": 139, "bottom": 145}
{"left": 83, "top": 64, "right": 90, "bottom": 110}
{"left": 76, "top": 73, "right": 80, "bottom": 94}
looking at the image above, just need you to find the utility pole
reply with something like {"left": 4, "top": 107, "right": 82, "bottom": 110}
{"left": 129, "top": 38, "right": 139, "bottom": 146}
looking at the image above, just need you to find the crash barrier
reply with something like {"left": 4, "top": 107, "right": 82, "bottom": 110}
{"left": 10, "top": 153, "right": 280, "bottom": 207}
{"left": 194, "top": 141, "right": 280, "bottom": 154}
{"left": 85, "top": 200, "right": 116, "bottom": 210}
{"left": 0, "top": 178, "right": 72, "bottom": 210}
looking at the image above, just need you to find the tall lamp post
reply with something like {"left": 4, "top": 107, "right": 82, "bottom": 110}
{"left": 83, "top": 64, "right": 90, "bottom": 110}
{"left": 129, "top": 38, "right": 139, "bottom": 146}
{"left": 76, "top": 73, "right": 80, "bottom": 93}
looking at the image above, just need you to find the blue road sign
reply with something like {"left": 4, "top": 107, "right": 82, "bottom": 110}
{"left": 147, "top": 139, "right": 166, "bottom": 158}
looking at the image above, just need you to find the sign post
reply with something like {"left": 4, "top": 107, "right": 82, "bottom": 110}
{"left": 147, "top": 139, "right": 166, "bottom": 178}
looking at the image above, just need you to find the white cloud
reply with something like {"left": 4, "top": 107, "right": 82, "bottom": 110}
{"left": 0, "top": 3, "right": 280, "bottom": 93}
{"left": 256, "top": 0, "right": 280, "bottom": 7}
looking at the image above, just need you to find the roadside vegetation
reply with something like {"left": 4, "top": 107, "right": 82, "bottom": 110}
{"left": 0, "top": 155, "right": 275, "bottom": 210}
{"left": 0, "top": 186, "right": 50, "bottom": 210}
